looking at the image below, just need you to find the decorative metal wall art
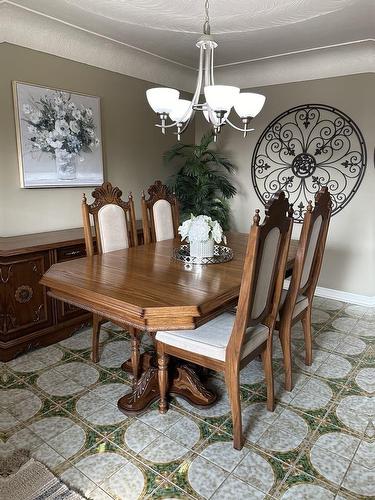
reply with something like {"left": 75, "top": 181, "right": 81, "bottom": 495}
{"left": 251, "top": 104, "right": 367, "bottom": 222}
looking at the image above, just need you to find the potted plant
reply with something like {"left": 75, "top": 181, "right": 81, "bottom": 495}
{"left": 165, "top": 133, "right": 236, "bottom": 230}
{"left": 178, "top": 214, "right": 226, "bottom": 258}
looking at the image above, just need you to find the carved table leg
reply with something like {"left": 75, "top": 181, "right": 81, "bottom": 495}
{"left": 121, "top": 352, "right": 154, "bottom": 374}
{"left": 117, "top": 356, "right": 217, "bottom": 416}
{"left": 129, "top": 327, "right": 140, "bottom": 387}
{"left": 158, "top": 350, "right": 169, "bottom": 414}
{"left": 169, "top": 365, "right": 217, "bottom": 407}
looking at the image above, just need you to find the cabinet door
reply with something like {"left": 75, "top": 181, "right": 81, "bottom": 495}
{"left": 2, "top": 252, "right": 53, "bottom": 339}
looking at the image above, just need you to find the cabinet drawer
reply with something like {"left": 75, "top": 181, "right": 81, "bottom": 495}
{"left": 57, "top": 244, "right": 86, "bottom": 262}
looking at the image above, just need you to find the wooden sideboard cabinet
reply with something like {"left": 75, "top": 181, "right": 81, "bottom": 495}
{"left": 0, "top": 228, "right": 93, "bottom": 361}
{"left": 0, "top": 224, "right": 144, "bottom": 361}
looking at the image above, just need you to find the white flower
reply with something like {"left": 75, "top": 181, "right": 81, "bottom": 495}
{"left": 23, "top": 104, "right": 33, "bottom": 115}
{"left": 53, "top": 95, "right": 64, "bottom": 106}
{"left": 30, "top": 111, "right": 42, "bottom": 124}
{"left": 69, "top": 120, "right": 80, "bottom": 134}
{"left": 55, "top": 119, "right": 70, "bottom": 136}
{"left": 188, "top": 216, "right": 211, "bottom": 242}
{"left": 24, "top": 91, "right": 97, "bottom": 156}
{"left": 211, "top": 220, "right": 225, "bottom": 244}
{"left": 178, "top": 219, "right": 192, "bottom": 241}
{"left": 47, "top": 138, "right": 63, "bottom": 149}
{"left": 56, "top": 107, "right": 66, "bottom": 119}
{"left": 178, "top": 214, "right": 225, "bottom": 244}
{"left": 72, "top": 108, "right": 81, "bottom": 120}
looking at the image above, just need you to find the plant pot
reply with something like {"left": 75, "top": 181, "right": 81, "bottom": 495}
{"left": 189, "top": 239, "right": 214, "bottom": 258}
{"left": 55, "top": 150, "right": 77, "bottom": 180}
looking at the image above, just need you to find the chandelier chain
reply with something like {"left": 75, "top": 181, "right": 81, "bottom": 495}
{"left": 203, "top": 0, "right": 211, "bottom": 34}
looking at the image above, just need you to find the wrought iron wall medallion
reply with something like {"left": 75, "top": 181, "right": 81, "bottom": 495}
{"left": 251, "top": 104, "right": 367, "bottom": 222}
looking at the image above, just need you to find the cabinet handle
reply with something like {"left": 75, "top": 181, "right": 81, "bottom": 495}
{"left": 64, "top": 250, "right": 83, "bottom": 257}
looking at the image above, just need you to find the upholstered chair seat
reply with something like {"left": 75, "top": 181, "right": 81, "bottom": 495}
{"left": 156, "top": 313, "right": 269, "bottom": 362}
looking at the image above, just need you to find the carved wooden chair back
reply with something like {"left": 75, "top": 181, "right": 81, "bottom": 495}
{"left": 282, "top": 186, "right": 332, "bottom": 313}
{"left": 141, "top": 180, "right": 179, "bottom": 244}
{"left": 82, "top": 182, "right": 138, "bottom": 256}
{"left": 227, "top": 191, "right": 293, "bottom": 364}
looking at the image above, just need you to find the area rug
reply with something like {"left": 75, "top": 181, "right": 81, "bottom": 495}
{"left": 0, "top": 449, "right": 86, "bottom": 500}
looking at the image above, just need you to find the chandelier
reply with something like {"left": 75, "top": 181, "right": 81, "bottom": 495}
{"left": 146, "top": 0, "right": 265, "bottom": 141}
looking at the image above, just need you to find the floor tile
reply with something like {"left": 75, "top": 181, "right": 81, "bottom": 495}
{"left": 233, "top": 448, "right": 275, "bottom": 493}
{"left": 211, "top": 475, "right": 266, "bottom": 499}
{"left": 181, "top": 454, "right": 228, "bottom": 499}
{"left": 3, "top": 300, "right": 373, "bottom": 499}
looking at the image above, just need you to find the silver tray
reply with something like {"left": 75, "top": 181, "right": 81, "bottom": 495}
{"left": 173, "top": 244, "right": 233, "bottom": 265}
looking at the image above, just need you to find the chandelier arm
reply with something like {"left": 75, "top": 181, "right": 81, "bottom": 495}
{"left": 191, "top": 44, "right": 205, "bottom": 106}
{"left": 204, "top": 47, "right": 212, "bottom": 88}
{"left": 225, "top": 117, "right": 255, "bottom": 133}
{"left": 174, "top": 108, "right": 197, "bottom": 136}
{"left": 155, "top": 122, "right": 180, "bottom": 129}
{"left": 154, "top": 109, "right": 196, "bottom": 133}
{"left": 210, "top": 46, "right": 215, "bottom": 85}
{"left": 155, "top": 45, "right": 203, "bottom": 130}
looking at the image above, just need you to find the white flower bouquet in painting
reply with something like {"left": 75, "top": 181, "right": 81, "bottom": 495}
{"left": 22, "top": 91, "right": 100, "bottom": 180}
{"left": 178, "top": 214, "right": 226, "bottom": 258}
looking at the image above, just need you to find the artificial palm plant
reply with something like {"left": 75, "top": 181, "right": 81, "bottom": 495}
{"left": 165, "top": 133, "right": 237, "bottom": 230}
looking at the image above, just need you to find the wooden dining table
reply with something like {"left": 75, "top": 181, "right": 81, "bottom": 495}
{"left": 40, "top": 232, "right": 298, "bottom": 414}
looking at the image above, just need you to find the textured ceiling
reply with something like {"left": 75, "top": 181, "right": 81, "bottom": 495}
{"left": 7, "top": 0, "right": 375, "bottom": 67}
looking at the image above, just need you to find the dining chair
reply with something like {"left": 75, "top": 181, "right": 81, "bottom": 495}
{"left": 81, "top": 181, "right": 141, "bottom": 383}
{"left": 277, "top": 186, "right": 332, "bottom": 391}
{"left": 141, "top": 180, "right": 179, "bottom": 243}
{"left": 155, "top": 191, "right": 293, "bottom": 449}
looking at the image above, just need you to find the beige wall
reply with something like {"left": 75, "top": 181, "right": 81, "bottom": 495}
{"left": 197, "top": 74, "right": 375, "bottom": 297}
{"left": 0, "top": 43, "right": 193, "bottom": 236}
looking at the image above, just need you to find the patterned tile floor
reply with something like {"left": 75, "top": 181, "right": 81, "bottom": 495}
{"left": 1, "top": 298, "right": 374, "bottom": 499}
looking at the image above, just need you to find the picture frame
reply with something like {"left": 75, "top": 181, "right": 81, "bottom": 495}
{"left": 13, "top": 81, "right": 104, "bottom": 188}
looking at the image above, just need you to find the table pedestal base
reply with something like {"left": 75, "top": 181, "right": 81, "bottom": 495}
{"left": 118, "top": 354, "right": 217, "bottom": 415}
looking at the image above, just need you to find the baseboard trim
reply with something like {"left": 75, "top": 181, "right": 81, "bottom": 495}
{"left": 314, "top": 286, "right": 375, "bottom": 308}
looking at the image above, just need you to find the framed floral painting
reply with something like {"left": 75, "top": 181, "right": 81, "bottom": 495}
{"left": 13, "top": 81, "right": 104, "bottom": 188}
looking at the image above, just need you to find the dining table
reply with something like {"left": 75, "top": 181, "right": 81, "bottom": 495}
{"left": 40, "top": 232, "right": 298, "bottom": 415}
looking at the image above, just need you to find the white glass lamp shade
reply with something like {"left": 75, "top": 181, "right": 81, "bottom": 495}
{"left": 169, "top": 99, "right": 192, "bottom": 123}
{"left": 146, "top": 88, "right": 180, "bottom": 114}
{"left": 204, "top": 85, "right": 240, "bottom": 113}
{"left": 234, "top": 93, "right": 266, "bottom": 118}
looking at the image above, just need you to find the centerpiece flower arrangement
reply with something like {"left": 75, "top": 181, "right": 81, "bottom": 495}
{"left": 22, "top": 91, "right": 100, "bottom": 180}
{"left": 178, "top": 214, "right": 226, "bottom": 258}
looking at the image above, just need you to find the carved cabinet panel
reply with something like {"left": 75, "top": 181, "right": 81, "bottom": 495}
{"left": 0, "top": 252, "right": 53, "bottom": 339}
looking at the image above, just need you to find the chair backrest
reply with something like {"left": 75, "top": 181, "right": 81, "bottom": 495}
{"left": 141, "top": 180, "right": 179, "bottom": 243}
{"left": 282, "top": 186, "right": 332, "bottom": 311}
{"left": 82, "top": 181, "right": 138, "bottom": 256}
{"left": 227, "top": 191, "right": 293, "bottom": 362}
